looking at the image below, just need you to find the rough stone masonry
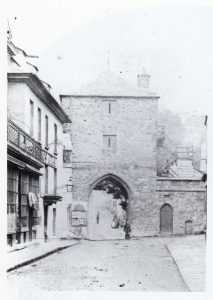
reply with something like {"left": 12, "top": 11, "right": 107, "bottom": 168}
{"left": 60, "top": 71, "right": 206, "bottom": 238}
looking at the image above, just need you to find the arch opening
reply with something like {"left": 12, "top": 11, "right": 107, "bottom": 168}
{"left": 185, "top": 220, "right": 193, "bottom": 235}
{"left": 88, "top": 174, "right": 130, "bottom": 240}
{"left": 160, "top": 203, "right": 173, "bottom": 235}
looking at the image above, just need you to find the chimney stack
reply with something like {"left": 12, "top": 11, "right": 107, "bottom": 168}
{"left": 137, "top": 68, "right": 150, "bottom": 88}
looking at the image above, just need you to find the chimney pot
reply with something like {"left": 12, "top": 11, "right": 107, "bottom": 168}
{"left": 137, "top": 69, "right": 150, "bottom": 88}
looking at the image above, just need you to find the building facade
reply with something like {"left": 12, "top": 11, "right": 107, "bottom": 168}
{"left": 61, "top": 70, "right": 160, "bottom": 238}
{"left": 60, "top": 70, "right": 206, "bottom": 239}
{"left": 7, "top": 39, "right": 72, "bottom": 246}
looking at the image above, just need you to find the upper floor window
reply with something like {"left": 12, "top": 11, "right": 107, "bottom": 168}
{"left": 103, "top": 135, "right": 117, "bottom": 150}
{"left": 54, "top": 123, "right": 57, "bottom": 154}
{"left": 103, "top": 100, "right": 117, "bottom": 116}
{"left": 30, "top": 100, "right": 34, "bottom": 136}
{"left": 45, "top": 165, "right": 48, "bottom": 194}
{"left": 108, "top": 102, "right": 111, "bottom": 114}
{"left": 54, "top": 168, "right": 57, "bottom": 195}
{"left": 45, "top": 115, "right": 48, "bottom": 149}
{"left": 37, "top": 108, "right": 41, "bottom": 142}
{"left": 63, "top": 150, "right": 71, "bottom": 164}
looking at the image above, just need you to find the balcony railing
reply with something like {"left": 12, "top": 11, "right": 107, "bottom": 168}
{"left": 8, "top": 119, "right": 42, "bottom": 162}
{"left": 7, "top": 119, "right": 56, "bottom": 167}
{"left": 42, "top": 149, "right": 56, "bottom": 168}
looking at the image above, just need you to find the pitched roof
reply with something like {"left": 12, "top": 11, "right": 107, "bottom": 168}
{"left": 74, "top": 70, "right": 158, "bottom": 97}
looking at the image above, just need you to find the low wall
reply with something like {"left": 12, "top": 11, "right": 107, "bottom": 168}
{"left": 157, "top": 178, "right": 206, "bottom": 235}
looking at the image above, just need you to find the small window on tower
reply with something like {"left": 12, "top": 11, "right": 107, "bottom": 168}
{"left": 103, "top": 100, "right": 117, "bottom": 116}
{"left": 103, "top": 135, "right": 117, "bottom": 151}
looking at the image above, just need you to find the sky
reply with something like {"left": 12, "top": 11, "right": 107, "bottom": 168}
{"left": 7, "top": 2, "right": 213, "bottom": 114}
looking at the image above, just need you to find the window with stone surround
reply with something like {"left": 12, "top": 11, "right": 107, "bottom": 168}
{"left": 103, "top": 135, "right": 117, "bottom": 150}
{"left": 45, "top": 115, "right": 49, "bottom": 149}
{"left": 37, "top": 108, "right": 41, "bottom": 142}
{"left": 30, "top": 100, "right": 34, "bottom": 136}
{"left": 63, "top": 150, "right": 72, "bottom": 164}
{"left": 103, "top": 100, "right": 117, "bottom": 116}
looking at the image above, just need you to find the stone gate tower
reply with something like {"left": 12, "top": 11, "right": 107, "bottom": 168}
{"left": 60, "top": 69, "right": 159, "bottom": 237}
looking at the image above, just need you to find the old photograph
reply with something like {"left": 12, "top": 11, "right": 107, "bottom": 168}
{"left": 4, "top": 1, "right": 212, "bottom": 297}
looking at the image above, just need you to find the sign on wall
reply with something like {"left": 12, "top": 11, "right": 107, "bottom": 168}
{"left": 71, "top": 211, "right": 87, "bottom": 227}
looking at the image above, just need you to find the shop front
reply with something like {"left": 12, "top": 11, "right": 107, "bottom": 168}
{"left": 7, "top": 164, "right": 41, "bottom": 246}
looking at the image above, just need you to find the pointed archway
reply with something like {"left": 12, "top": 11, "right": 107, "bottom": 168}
{"left": 87, "top": 174, "right": 130, "bottom": 240}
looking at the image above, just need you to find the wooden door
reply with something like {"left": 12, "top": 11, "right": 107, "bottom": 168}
{"left": 160, "top": 204, "right": 173, "bottom": 234}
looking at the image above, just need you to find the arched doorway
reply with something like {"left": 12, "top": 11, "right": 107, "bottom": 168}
{"left": 185, "top": 220, "right": 193, "bottom": 235}
{"left": 160, "top": 204, "right": 173, "bottom": 234}
{"left": 88, "top": 174, "right": 130, "bottom": 240}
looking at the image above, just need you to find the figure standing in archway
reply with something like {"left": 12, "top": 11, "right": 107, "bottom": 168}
{"left": 124, "top": 222, "right": 131, "bottom": 239}
{"left": 96, "top": 211, "right": 100, "bottom": 224}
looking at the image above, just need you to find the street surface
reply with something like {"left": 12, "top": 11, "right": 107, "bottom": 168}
{"left": 88, "top": 190, "right": 124, "bottom": 240}
{"left": 8, "top": 237, "right": 201, "bottom": 293}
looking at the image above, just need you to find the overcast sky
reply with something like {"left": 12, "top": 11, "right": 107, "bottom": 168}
{"left": 8, "top": 2, "right": 213, "bottom": 114}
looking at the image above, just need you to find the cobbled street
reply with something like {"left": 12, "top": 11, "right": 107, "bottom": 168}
{"left": 7, "top": 236, "right": 205, "bottom": 294}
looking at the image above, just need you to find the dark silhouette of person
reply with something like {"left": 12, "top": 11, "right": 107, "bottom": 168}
{"left": 124, "top": 222, "right": 131, "bottom": 239}
{"left": 96, "top": 211, "right": 100, "bottom": 224}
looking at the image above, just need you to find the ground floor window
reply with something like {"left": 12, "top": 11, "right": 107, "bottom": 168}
{"left": 7, "top": 165, "right": 40, "bottom": 245}
{"left": 7, "top": 167, "right": 18, "bottom": 214}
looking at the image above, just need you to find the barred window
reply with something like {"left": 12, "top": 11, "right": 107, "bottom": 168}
{"left": 63, "top": 150, "right": 71, "bottom": 164}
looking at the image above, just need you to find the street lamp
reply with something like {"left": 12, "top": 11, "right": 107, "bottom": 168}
{"left": 66, "top": 177, "right": 73, "bottom": 192}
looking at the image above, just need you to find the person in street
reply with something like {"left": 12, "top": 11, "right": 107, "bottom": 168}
{"left": 96, "top": 211, "right": 100, "bottom": 224}
{"left": 124, "top": 222, "right": 131, "bottom": 239}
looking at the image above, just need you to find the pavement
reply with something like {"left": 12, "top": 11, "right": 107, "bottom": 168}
{"left": 167, "top": 235, "right": 206, "bottom": 291}
{"left": 6, "top": 239, "right": 79, "bottom": 272}
{"left": 7, "top": 235, "right": 206, "bottom": 294}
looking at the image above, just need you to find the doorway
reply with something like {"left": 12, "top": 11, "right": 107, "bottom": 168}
{"left": 185, "top": 220, "right": 193, "bottom": 235}
{"left": 160, "top": 204, "right": 173, "bottom": 234}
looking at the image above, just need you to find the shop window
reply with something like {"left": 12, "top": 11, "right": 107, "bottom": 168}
{"left": 31, "top": 176, "right": 39, "bottom": 226}
{"left": 21, "top": 173, "right": 29, "bottom": 228}
{"left": 7, "top": 167, "right": 18, "bottom": 214}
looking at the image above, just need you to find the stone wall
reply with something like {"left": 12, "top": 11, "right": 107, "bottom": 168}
{"left": 61, "top": 95, "right": 159, "bottom": 237}
{"left": 157, "top": 178, "right": 206, "bottom": 235}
